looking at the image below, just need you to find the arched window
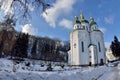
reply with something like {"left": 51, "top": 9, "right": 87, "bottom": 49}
{"left": 80, "top": 25, "right": 85, "bottom": 30}
{"left": 98, "top": 42, "right": 101, "bottom": 52}
{"left": 86, "top": 26, "right": 88, "bottom": 30}
{"left": 81, "top": 41, "right": 84, "bottom": 52}
{"left": 83, "top": 26, "right": 85, "bottom": 29}
{"left": 74, "top": 43, "right": 76, "bottom": 48}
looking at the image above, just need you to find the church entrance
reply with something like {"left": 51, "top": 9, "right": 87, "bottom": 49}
{"left": 100, "top": 59, "right": 104, "bottom": 65}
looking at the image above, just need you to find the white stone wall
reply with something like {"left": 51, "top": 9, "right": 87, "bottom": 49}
{"left": 69, "top": 29, "right": 90, "bottom": 65}
{"left": 90, "top": 31, "right": 106, "bottom": 64}
{"left": 106, "top": 48, "right": 117, "bottom": 61}
{"left": 78, "top": 30, "right": 90, "bottom": 65}
{"left": 70, "top": 31, "right": 79, "bottom": 65}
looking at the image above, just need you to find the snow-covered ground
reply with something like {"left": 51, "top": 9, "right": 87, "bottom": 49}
{"left": 98, "top": 61, "right": 120, "bottom": 80}
{"left": 0, "top": 58, "right": 112, "bottom": 80}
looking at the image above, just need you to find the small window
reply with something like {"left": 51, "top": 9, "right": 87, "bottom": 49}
{"left": 83, "top": 26, "right": 85, "bottom": 29}
{"left": 89, "top": 50, "right": 91, "bottom": 53}
{"left": 86, "top": 26, "right": 88, "bottom": 30}
{"left": 81, "top": 41, "right": 84, "bottom": 52}
{"left": 98, "top": 42, "right": 101, "bottom": 52}
{"left": 80, "top": 26, "right": 85, "bottom": 30}
{"left": 74, "top": 43, "right": 76, "bottom": 48}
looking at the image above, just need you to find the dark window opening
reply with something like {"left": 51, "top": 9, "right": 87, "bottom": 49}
{"left": 74, "top": 43, "right": 76, "bottom": 48}
{"left": 89, "top": 62, "right": 91, "bottom": 66}
{"left": 100, "top": 59, "right": 104, "bottom": 65}
{"left": 98, "top": 42, "right": 101, "bottom": 52}
{"left": 82, "top": 41, "right": 84, "bottom": 52}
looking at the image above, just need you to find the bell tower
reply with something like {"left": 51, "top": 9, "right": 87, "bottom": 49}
{"left": 69, "top": 14, "right": 90, "bottom": 65}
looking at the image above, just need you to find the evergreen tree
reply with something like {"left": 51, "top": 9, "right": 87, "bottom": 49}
{"left": 12, "top": 33, "right": 29, "bottom": 58}
{"left": 110, "top": 36, "right": 120, "bottom": 58}
{"left": 11, "top": 33, "right": 21, "bottom": 57}
{"left": 21, "top": 33, "right": 29, "bottom": 58}
{"left": 31, "top": 39, "right": 37, "bottom": 59}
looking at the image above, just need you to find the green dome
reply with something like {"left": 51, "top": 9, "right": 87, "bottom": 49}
{"left": 90, "top": 21, "right": 97, "bottom": 26}
{"left": 80, "top": 19, "right": 89, "bottom": 23}
{"left": 74, "top": 20, "right": 81, "bottom": 24}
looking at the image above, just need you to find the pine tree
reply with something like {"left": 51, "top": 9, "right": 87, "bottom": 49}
{"left": 21, "top": 33, "right": 29, "bottom": 58}
{"left": 11, "top": 32, "right": 21, "bottom": 57}
{"left": 12, "top": 33, "right": 29, "bottom": 58}
{"left": 31, "top": 39, "right": 37, "bottom": 59}
{"left": 110, "top": 36, "right": 120, "bottom": 58}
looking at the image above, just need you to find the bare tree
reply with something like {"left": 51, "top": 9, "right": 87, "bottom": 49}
{"left": 0, "top": 0, "right": 50, "bottom": 23}
{"left": 0, "top": 16, "right": 17, "bottom": 57}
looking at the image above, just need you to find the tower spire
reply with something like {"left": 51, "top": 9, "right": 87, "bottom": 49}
{"left": 90, "top": 17, "right": 94, "bottom": 22}
{"left": 75, "top": 16, "right": 78, "bottom": 20}
{"left": 80, "top": 13, "right": 84, "bottom": 19}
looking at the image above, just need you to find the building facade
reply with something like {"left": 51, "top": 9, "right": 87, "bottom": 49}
{"left": 68, "top": 14, "right": 106, "bottom": 66}
{"left": 106, "top": 47, "right": 117, "bottom": 62}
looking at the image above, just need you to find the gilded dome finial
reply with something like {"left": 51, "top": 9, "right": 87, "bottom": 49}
{"left": 80, "top": 13, "right": 84, "bottom": 19}
{"left": 75, "top": 16, "right": 78, "bottom": 20}
{"left": 90, "top": 17, "right": 94, "bottom": 22}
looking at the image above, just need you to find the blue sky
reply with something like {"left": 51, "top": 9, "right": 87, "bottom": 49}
{"left": 11, "top": 0, "right": 120, "bottom": 44}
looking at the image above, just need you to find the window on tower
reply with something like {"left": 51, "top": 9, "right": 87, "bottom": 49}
{"left": 81, "top": 41, "right": 84, "bottom": 52}
{"left": 80, "top": 25, "right": 85, "bottom": 30}
{"left": 86, "top": 26, "right": 88, "bottom": 30}
{"left": 98, "top": 42, "right": 101, "bottom": 52}
{"left": 74, "top": 43, "right": 76, "bottom": 48}
{"left": 83, "top": 26, "right": 85, "bottom": 29}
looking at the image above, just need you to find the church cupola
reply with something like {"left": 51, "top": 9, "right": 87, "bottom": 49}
{"left": 90, "top": 17, "right": 98, "bottom": 31}
{"left": 80, "top": 14, "right": 89, "bottom": 31}
{"left": 90, "top": 17, "right": 97, "bottom": 26}
{"left": 73, "top": 16, "right": 81, "bottom": 30}
{"left": 74, "top": 16, "right": 81, "bottom": 24}
{"left": 80, "top": 14, "right": 89, "bottom": 24}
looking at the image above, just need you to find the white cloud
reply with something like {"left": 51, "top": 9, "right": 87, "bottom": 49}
{"left": 0, "top": 0, "right": 14, "bottom": 14}
{"left": 99, "top": 27, "right": 106, "bottom": 33}
{"left": 59, "top": 19, "right": 73, "bottom": 29}
{"left": 22, "top": 24, "right": 37, "bottom": 35}
{"left": 104, "top": 16, "right": 114, "bottom": 24}
{"left": 105, "top": 42, "right": 111, "bottom": 49}
{"left": 42, "top": 0, "right": 76, "bottom": 27}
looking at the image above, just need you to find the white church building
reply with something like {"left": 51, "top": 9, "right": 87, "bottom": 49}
{"left": 68, "top": 14, "right": 106, "bottom": 66}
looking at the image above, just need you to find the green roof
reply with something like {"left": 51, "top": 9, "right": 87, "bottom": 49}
{"left": 74, "top": 20, "right": 81, "bottom": 24}
{"left": 80, "top": 19, "right": 89, "bottom": 23}
{"left": 90, "top": 21, "right": 97, "bottom": 26}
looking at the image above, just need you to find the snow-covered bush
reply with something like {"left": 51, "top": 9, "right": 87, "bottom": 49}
{"left": 46, "top": 63, "right": 53, "bottom": 71}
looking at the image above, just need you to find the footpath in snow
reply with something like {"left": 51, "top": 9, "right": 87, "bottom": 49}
{"left": 98, "top": 63, "right": 120, "bottom": 80}
{"left": 0, "top": 58, "right": 111, "bottom": 80}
